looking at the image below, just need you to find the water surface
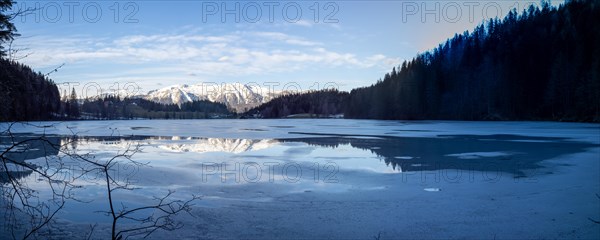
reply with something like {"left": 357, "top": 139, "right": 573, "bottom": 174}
{"left": 1, "top": 120, "right": 599, "bottom": 239}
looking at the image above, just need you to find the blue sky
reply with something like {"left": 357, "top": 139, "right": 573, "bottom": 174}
{"left": 9, "top": 0, "right": 562, "bottom": 96}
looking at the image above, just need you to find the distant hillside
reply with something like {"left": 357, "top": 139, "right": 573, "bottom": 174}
{"left": 81, "top": 96, "right": 232, "bottom": 120}
{"left": 243, "top": 89, "right": 348, "bottom": 118}
{"left": 0, "top": 58, "right": 61, "bottom": 121}
{"left": 346, "top": 0, "right": 599, "bottom": 122}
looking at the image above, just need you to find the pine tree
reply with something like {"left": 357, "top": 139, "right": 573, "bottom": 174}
{"left": 344, "top": 0, "right": 599, "bottom": 122}
{"left": 69, "top": 87, "right": 80, "bottom": 118}
{"left": 0, "top": 0, "right": 18, "bottom": 56}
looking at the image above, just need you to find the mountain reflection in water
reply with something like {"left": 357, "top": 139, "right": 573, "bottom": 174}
{"left": 1, "top": 133, "right": 596, "bottom": 183}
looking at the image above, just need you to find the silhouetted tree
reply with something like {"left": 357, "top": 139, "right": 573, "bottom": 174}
{"left": 0, "top": 59, "right": 61, "bottom": 121}
{"left": 69, "top": 87, "right": 80, "bottom": 118}
{"left": 345, "top": 0, "right": 599, "bottom": 122}
{"left": 0, "top": 0, "right": 18, "bottom": 56}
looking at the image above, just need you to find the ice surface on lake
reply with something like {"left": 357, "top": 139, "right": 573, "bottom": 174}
{"left": 446, "top": 151, "right": 514, "bottom": 159}
{"left": 1, "top": 119, "right": 599, "bottom": 239}
{"left": 3, "top": 120, "right": 598, "bottom": 144}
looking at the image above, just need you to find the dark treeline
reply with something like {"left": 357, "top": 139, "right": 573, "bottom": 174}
{"left": 346, "top": 0, "right": 600, "bottom": 122}
{"left": 0, "top": 58, "right": 61, "bottom": 121}
{"left": 244, "top": 89, "right": 348, "bottom": 118}
{"left": 81, "top": 96, "right": 232, "bottom": 120}
{"left": 0, "top": 1, "right": 65, "bottom": 122}
{"left": 3, "top": 0, "right": 598, "bottom": 122}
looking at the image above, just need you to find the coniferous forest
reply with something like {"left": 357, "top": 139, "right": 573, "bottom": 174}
{"left": 80, "top": 97, "right": 231, "bottom": 120}
{"left": 244, "top": 89, "right": 348, "bottom": 118}
{"left": 0, "top": 0, "right": 60, "bottom": 121}
{"left": 1, "top": 0, "right": 599, "bottom": 122}
{"left": 343, "top": 0, "right": 600, "bottom": 121}
{"left": 0, "top": 59, "right": 61, "bottom": 121}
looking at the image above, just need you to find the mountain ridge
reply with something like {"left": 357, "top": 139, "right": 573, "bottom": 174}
{"left": 143, "top": 83, "right": 280, "bottom": 112}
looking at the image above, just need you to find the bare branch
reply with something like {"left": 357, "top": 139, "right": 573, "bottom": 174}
{"left": 1, "top": 123, "right": 198, "bottom": 239}
{"left": 44, "top": 63, "right": 65, "bottom": 77}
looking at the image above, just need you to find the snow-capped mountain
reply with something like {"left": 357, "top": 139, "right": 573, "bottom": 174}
{"left": 158, "top": 138, "right": 277, "bottom": 154}
{"left": 144, "top": 83, "right": 279, "bottom": 112}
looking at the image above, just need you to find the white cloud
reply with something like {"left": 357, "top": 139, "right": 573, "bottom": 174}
{"left": 16, "top": 31, "right": 400, "bottom": 82}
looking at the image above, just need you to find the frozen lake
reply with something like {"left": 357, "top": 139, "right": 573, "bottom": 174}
{"left": 1, "top": 120, "right": 599, "bottom": 239}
